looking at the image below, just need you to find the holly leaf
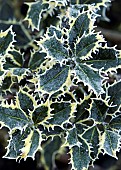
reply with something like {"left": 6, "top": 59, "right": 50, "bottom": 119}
{"left": 102, "top": 130, "right": 120, "bottom": 158}
{"left": 107, "top": 81, "right": 121, "bottom": 114}
{"left": 28, "top": 50, "right": 46, "bottom": 71}
{"left": 86, "top": 47, "right": 119, "bottom": 70}
{"left": 0, "top": 26, "right": 14, "bottom": 55}
{"left": 39, "top": 63, "right": 70, "bottom": 93}
{"left": 89, "top": 99, "right": 109, "bottom": 123}
{"left": 5, "top": 128, "right": 41, "bottom": 159}
{"left": 32, "top": 105, "right": 49, "bottom": 126}
{"left": 41, "top": 36, "right": 68, "bottom": 62}
{"left": 76, "top": 64, "right": 104, "bottom": 95}
{"left": 82, "top": 126, "right": 101, "bottom": 159}
{"left": 48, "top": 102, "right": 73, "bottom": 128}
{"left": 109, "top": 115, "right": 121, "bottom": 132}
{"left": 17, "top": 90, "right": 34, "bottom": 114}
{"left": 69, "top": 11, "right": 92, "bottom": 48}
{"left": 0, "top": 106, "right": 29, "bottom": 130}
{"left": 24, "top": 1, "right": 49, "bottom": 31}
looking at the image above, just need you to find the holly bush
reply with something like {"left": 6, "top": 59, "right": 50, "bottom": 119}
{"left": 0, "top": 0, "right": 121, "bottom": 170}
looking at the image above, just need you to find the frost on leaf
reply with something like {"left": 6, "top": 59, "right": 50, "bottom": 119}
{"left": 5, "top": 128, "right": 41, "bottom": 159}
{"left": 88, "top": 47, "right": 119, "bottom": 70}
{"left": 48, "top": 102, "right": 72, "bottom": 128}
{"left": 76, "top": 64, "right": 104, "bottom": 95}
{"left": 82, "top": 126, "right": 101, "bottom": 159}
{"left": 102, "top": 130, "right": 120, "bottom": 158}
{"left": 38, "top": 63, "right": 69, "bottom": 93}
{"left": 0, "top": 106, "right": 29, "bottom": 130}
{"left": 70, "top": 141, "right": 90, "bottom": 170}
{"left": 41, "top": 36, "right": 68, "bottom": 62}
{"left": 24, "top": 1, "right": 49, "bottom": 31}
{"left": 69, "top": 11, "right": 91, "bottom": 48}
{"left": 89, "top": 99, "right": 109, "bottom": 123}
{"left": 67, "top": 126, "right": 91, "bottom": 169}
{"left": 32, "top": 105, "right": 49, "bottom": 126}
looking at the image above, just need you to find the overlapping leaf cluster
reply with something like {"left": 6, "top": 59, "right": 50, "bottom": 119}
{"left": 0, "top": 0, "right": 121, "bottom": 170}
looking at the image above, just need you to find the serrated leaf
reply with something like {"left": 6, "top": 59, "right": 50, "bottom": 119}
{"left": 0, "top": 22, "right": 32, "bottom": 48}
{"left": 28, "top": 51, "right": 46, "bottom": 71}
{"left": 75, "top": 34, "right": 101, "bottom": 60}
{"left": 76, "top": 64, "right": 104, "bottom": 95}
{"left": 70, "top": 140, "right": 90, "bottom": 170}
{"left": 48, "top": 102, "right": 72, "bottom": 127}
{"left": 5, "top": 128, "right": 41, "bottom": 159}
{"left": 89, "top": 99, "right": 109, "bottom": 123}
{"left": 107, "top": 81, "right": 121, "bottom": 114}
{"left": 86, "top": 47, "right": 119, "bottom": 70}
{"left": 32, "top": 105, "right": 48, "bottom": 125}
{"left": 17, "top": 91, "right": 34, "bottom": 114}
{"left": 74, "top": 98, "right": 90, "bottom": 123}
{"left": 39, "top": 63, "right": 69, "bottom": 92}
{"left": 21, "top": 129, "right": 41, "bottom": 159}
{"left": 69, "top": 12, "right": 91, "bottom": 47}
{"left": 0, "top": 26, "right": 14, "bottom": 55}
{"left": 0, "top": 106, "right": 29, "bottom": 130}
{"left": 67, "top": 126, "right": 91, "bottom": 169}
{"left": 8, "top": 50, "right": 24, "bottom": 67}
{"left": 5, "top": 129, "right": 29, "bottom": 159}
{"left": 82, "top": 126, "right": 100, "bottom": 158}
{"left": 102, "top": 130, "right": 120, "bottom": 158}
{"left": 42, "top": 36, "right": 68, "bottom": 62}
{"left": 24, "top": 1, "right": 49, "bottom": 30}
{"left": 109, "top": 115, "right": 121, "bottom": 132}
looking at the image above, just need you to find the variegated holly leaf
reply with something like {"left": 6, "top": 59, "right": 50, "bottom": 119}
{"left": 5, "top": 127, "right": 41, "bottom": 159}
{"left": 0, "top": 22, "right": 32, "bottom": 48}
{"left": 17, "top": 90, "right": 34, "bottom": 114}
{"left": 74, "top": 97, "right": 91, "bottom": 123}
{"left": 70, "top": 144, "right": 90, "bottom": 170}
{"left": 101, "top": 130, "right": 120, "bottom": 158}
{"left": 82, "top": 126, "right": 101, "bottom": 159}
{"left": 69, "top": 11, "right": 93, "bottom": 48}
{"left": 32, "top": 105, "right": 49, "bottom": 126}
{"left": 28, "top": 50, "right": 46, "bottom": 71}
{"left": 89, "top": 99, "right": 109, "bottom": 123}
{"left": 3, "top": 49, "right": 24, "bottom": 70}
{"left": 109, "top": 114, "right": 121, "bottom": 132}
{"left": 47, "top": 26, "right": 62, "bottom": 39}
{"left": 86, "top": 47, "right": 119, "bottom": 70}
{"left": 41, "top": 136, "right": 62, "bottom": 170}
{"left": 66, "top": 126, "right": 91, "bottom": 169}
{"left": 0, "top": 105, "right": 29, "bottom": 130}
{"left": 24, "top": 1, "right": 49, "bottom": 31}
{"left": 41, "top": 36, "right": 68, "bottom": 62}
{"left": 107, "top": 81, "right": 121, "bottom": 114}
{"left": 75, "top": 33, "right": 102, "bottom": 60}
{"left": 38, "top": 63, "right": 70, "bottom": 93}
{"left": 76, "top": 64, "right": 104, "bottom": 95}
{"left": 0, "top": 26, "right": 14, "bottom": 55}
{"left": 48, "top": 102, "right": 74, "bottom": 128}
